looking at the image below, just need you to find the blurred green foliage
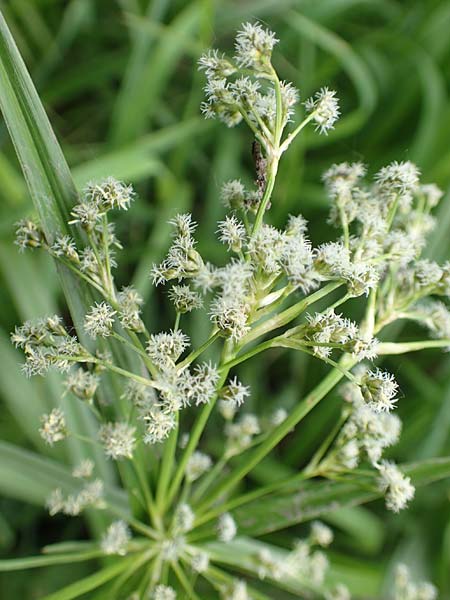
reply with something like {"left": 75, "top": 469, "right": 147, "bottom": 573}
{"left": 0, "top": 0, "right": 450, "bottom": 597}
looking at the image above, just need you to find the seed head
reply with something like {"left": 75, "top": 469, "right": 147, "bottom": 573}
{"left": 84, "top": 302, "right": 116, "bottom": 338}
{"left": 217, "top": 512, "right": 237, "bottom": 542}
{"left": 39, "top": 408, "right": 67, "bottom": 445}
{"left": 101, "top": 520, "right": 131, "bottom": 555}
{"left": 98, "top": 422, "right": 136, "bottom": 460}
{"left": 186, "top": 451, "right": 212, "bottom": 482}
{"left": 305, "top": 87, "right": 340, "bottom": 134}
{"left": 378, "top": 461, "right": 415, "bottom": 512}
{"left": 234, "top": 22, "right": 278, "bottom": 72}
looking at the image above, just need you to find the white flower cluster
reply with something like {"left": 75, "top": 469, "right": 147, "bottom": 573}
{"left": 225, "top": 413, "right": 260, "bottom": 456}
{"left": 323, "top": 375, "right": 413, "bottom": 513}
{"left": 65, "top": 367, "right": 99, "bottom": 401}
{"left": 394, "top": 563, "right": 437, "bottom": 600}
{"left": 84, "top": 301, "right": 116, "bottom": 338}
{"left": 39, "top": 408, "right": 67, "bottom": 445}
{"left": 11, "top": 316, "right": 86, "bottom": 377}
{"left": 297, "top": 309, "right": 377, "bottom": 360}
{"left": 100, "top": 520, "right": 131, "bottom": 555}
{"left": 245, "top": 522, "right": 346, "bottom": 594}
{"left": 199, "top": 21, "right": 335, "bottom": 150}
{"left": 46, "top": 480, "right": 105, "bottom": 516}
{"left": 152, "top": 585, "right": 177, "bottom": 600}
{"left": 98, "top": 421, "right": 136, "bottom": 460}
{"left": 151, "top": 214, "right": 204, "bottom": 285}
{"left": 378, "top": 461, "right": 415, "bottom": 513}
{"left": 186, "top": 451, "right": 212, "bottom": 482}
{"left": 304, "top": 87, "right": 340, "bottom": 135}
{"left": 217, "top": 512, "right": 237, "bottom": 542}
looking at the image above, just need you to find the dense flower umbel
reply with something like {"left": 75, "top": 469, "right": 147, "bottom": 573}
{"left": 10, "top": 20, "right": 450, "bottom": 599}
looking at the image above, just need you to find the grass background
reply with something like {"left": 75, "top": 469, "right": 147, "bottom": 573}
{"left": 0, "top": 0, "right": 450, "bottom": 597}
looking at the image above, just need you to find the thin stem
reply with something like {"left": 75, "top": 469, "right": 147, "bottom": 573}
{"left": 251, "top": 158, "right": 278, "bottom": 237}
{"left": 101, "top": 215, "right": 115, "bottom": 298}
{"left": 276, "top": 339, "right": 358, "bottom": 382}
{"left": 191, "top": 455, "right": 228, "bottom": 505}
{"left": 111, "top": 331, "right": 150, "bottom": 362}
{"left": 304, "top": 412, "right": 348, "bottom": 474}
{"left": 174, "top": 311, "right": 181, "bottom": 331}
{"left": 131, "top": 459, "right": 161, "bottom": 530}
{"left": 156, "top": 412, "right": 180, "bottom": 516}
{"left": 106, "top": 505, "right": 158, "bottom": 540}
{"left": 240, "top": 281, "right": 343, "bottom": 345}
{"left": 195, "top": 354, "right": 356, "bottom": 513}
{"left": 220, "top": 337, "right": 279, "bottom": 371}
{"left": 271, "top": 66, "right": 283, "bottom": 146}
{"left": 111, "top": 549, "right": 155, "bottom": 598}
{"left": 56, "top": 256, "right": 105, "bottom": 297}
{"left": 377, "top": 340, "right": 450, "bottom": 355}
{"left": 172, "top": 561, "right": 201, "bottom": 600}
{"left": 177, "top": 330, "right": 221, "bottom": 370}
{"left": 339, "top": 204, "right": 350, "bottom": 250}
{"left": 166, "top": 368, "right": 230, "bottom": 506}
{"left": 280, "top": 112, "right": 315, "bottom": 153}
{"left": 193, "top": 470, "right": 313, "bottom": 528}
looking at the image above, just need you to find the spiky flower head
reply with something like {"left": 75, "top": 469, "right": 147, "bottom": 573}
{"left": 218, "top": 215, "right": 247, "bottom": 253}
{"left": 72, "top": 458, "right": 94, "bottom": 479}
{"left": 360, "top": 369, "right": 398, "bottom": 412}
{"left": 147, "top": 330, "right": 190, "bottom": 369}
{"left": 310, "top": 521, "right": 334, "bottom": 547}
{"left": 51, "top": 235, "right": 80, "bottom": 263}
{"left": 375, "top": 160, "right": 420, "bottom": 196}
{"left": 219, "top": 377, "right": 250, "bottom": 408}
{"left": 84, "top": 302, "right": 116, "bottom": 338}
{"left": 198, "top": 48, "right": 236, "bottom": 79}
{"left": 234, "top": 22, "right": 278, "bottom": 72}
{"left": 85, "top": 177, "right": 134, "bottom": 211}
{"left": 117, "top": 286, "right": 144, "bottom": 332}
{"left": 221, "top": 580, "right": 250, "bottom": 600}
{"left": 168, "top": 285, "right": 203, "bottom": 313}
{"left": 98, "top": 422, "right": 136, "bottom": 460}
{"left": 220, "top": 179, "right": 246, "bottom": 210}
{"left": 39, "top": 408, "right": 67, "bottom": 445}
{"left": 173, "top": 503, "right": 195, "bottom": 534}
{"left": 152, "top": 585, "right": 177, "bottom": 600}
{"left": 101, "top": 520, "right": 131, "bottom": 555}
{"left": 305, "top": 87, "right": 340, "bottom": 134}
{"left": 186, "top": 451, "right": 212, "bottom": 482}
{"left": 142, "top": 407, "right": 177, "bottom": 445}
{"left": 15, "top": 218, "right": 45, "bottom": 252}
{"left": 378, "top": 461, "right": 415, "bottom": 512}
{"left": 65, "top": 368, "right": 99, "bottom": 401}
{"left": 217, "top": 512, "right": 237, "bottom": 542}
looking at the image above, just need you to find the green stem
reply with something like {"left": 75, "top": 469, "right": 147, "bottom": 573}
{"left": 191, "top": 455, "right": 228, "bottom": 505}
{"left": 102, "top": 215, "right": 114, "bottom": 298}
{"left": 177, "top": 330, "right": 221, "bottom": 370}
{"left": 251, "top": 159, "right": 278, "bottom": 238}
{"left": 377, "top": 340, "right": 450, "bottom": 355}
{"left": 132, "top": 459, "right": 160, "bottom": 530}
{"left": 304, "top": 412, "right": 348, "bottom": 474}
{"left": 166, "top": 368, "right": 230, "bottom": 507}
{"left": 155, "top": 412, "right": 179, "bottom": 516}
{"left": 195, "top": 354, "right": 356, "bottom": 513}
{"left": 279, "top": 112, "right": 315, "bottom": 153}
{"left": 221, "top": 337, "right": 279, "bottom": 371}
{"left": 240, "top": 281, "right": 342, "bottom": 345}
{"left": 193, "top": 470, "right": 312, "bottom": 528}
{"left": 172, "top": 561, "right": 201, "bottom": 600}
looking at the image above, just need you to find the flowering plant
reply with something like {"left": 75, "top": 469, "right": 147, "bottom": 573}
{"left": 1, "top": 18, "right": 449, "bottom": 600}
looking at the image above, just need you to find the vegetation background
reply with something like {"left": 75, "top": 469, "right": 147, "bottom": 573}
{"left": 0, "top": 0, "right": 450, "bottom": 597}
